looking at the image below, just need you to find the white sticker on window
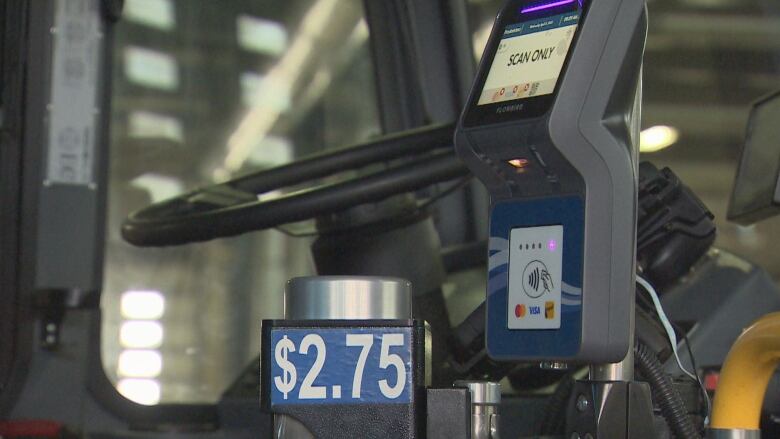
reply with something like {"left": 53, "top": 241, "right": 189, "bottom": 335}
{"left": 46, "top": 0, "right": 102, "bottom": 186}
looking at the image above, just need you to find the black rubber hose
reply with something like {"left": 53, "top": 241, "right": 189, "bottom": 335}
{"left": 635, "top": 342, "right": 700, "bottom": 439}
{"left": 536, "top": 373, "right": 575, "bottom": 435}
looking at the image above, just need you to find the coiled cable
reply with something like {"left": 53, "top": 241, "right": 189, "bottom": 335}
{"left": 635, "top": 341, "right": 700, "bottom": 439}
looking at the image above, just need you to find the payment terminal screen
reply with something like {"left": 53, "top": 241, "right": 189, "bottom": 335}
{"left": 478, "top": 10, "right": 581, "bottom": 106}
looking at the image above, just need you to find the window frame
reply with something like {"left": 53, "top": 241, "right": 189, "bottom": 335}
{"left": 365, "top": 0, "right": 487, "bottom": 246}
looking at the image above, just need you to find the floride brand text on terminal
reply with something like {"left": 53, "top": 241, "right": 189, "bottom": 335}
{"left": 497, "top": 103, "right": 525, "bottom": 114}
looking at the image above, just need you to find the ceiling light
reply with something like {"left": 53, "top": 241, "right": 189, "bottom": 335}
{"left": 237, "top": 15, "right": 288, "bottom": 56}
{"left": 124, "top": 0, "right": 175, "bottom": 31}
{"left": 121, "top": 290, "right": 165, "bottom": 320}
{"left": 118, "top": 349, "right": 163, "bottom": 378}
{"left": 120, "top": 321, "right": 164, "bottom": 349}
{"left": 128, "top": 111, "right": 183, "bottom": 143}
{"left": 117, "top": 378, "right": 161, "bottom": 405}
{"left": 124, "top": 47, "right": 178, "bottom": 91}
{"left": 640, "top": 125, "right": 680, "bottom": 153}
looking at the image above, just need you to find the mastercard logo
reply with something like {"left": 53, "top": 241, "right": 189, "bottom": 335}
{"left": 515, "top": 304, "right": 527, "bottom": 318}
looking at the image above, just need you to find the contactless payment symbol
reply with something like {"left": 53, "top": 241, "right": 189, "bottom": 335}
{"left": 522, "top": 260, "right": 553, "bottom": 298}
{"left": 507, "top": 226, "right": 563, "bottom": 330}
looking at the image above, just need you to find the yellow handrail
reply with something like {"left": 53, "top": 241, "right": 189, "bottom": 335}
{"left": 710, "top": 312, "right": 780, "bottom": 430}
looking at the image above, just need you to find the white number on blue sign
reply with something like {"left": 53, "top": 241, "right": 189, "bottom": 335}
{"left": 270, "top": 328, "right": 412, "bottom": 405}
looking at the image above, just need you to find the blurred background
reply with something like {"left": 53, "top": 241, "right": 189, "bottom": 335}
{"left": 102, "top": 0, "right": 780, "bottom": 405}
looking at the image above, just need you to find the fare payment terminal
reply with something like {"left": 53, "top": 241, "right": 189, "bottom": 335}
{"left": 456, "top": 0, "right": 646, "bottom": 362}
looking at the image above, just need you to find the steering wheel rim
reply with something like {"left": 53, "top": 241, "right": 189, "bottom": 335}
{"left": 122, "top": 123, "right": 468, "bottom": 247}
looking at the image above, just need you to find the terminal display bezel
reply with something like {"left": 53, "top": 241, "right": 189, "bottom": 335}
{"left": 462, "top": 0, "right": 590, "bottom": 127}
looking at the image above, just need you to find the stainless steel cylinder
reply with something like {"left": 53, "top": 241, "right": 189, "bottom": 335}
{"left": 276, "top": 276, "right": 413, "bottom": 439}
{"left": 590, "top": 283, "right": 635, "bottom": 382}
{"left": 589, "top": 350, "right": 634, "bottom": 382}
{"left": 284, "top": 276, "right": 412, "bottom": 320}
{"left": 455, "top": 381, "right": 501, "bottom": 439}
{"left": 706, "top": 429, "right": 761, "bottom": 439}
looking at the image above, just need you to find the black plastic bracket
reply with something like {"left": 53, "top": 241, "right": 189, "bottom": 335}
{"left": 566, "top": 380, "right": 656, "bottom": 439}
{"left": 426, "top": 388, "right": 471, "bottom": 439}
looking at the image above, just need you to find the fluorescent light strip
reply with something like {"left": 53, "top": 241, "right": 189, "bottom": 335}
{"left": 118, "top": 349, "right": 163, "bottom": 378}
{"left": 640, "top": 125, "right": 680, "bottom": 153}
{"left": 124, "top": 0, "right": 175, "bottom": 31}
{"left": 124, "top": 46, "right": 179, "bottom": 90}
{"left": 237, "top": 15, "right": 288, "bottom": 56}
{"left": 521, "top": 0, "right": 576, "bottom": 13}
{"left": 128, "top": 111, "right": 183, "bottom": 143}
{"left": 223, "top": 0, "right": 340, "bottom": 174}
{"left": 121, "top": 290, "right": 165, "bottom": 320}
{"left": 120, "top": 321, "right": 164, "bottom": 349}
{"left": 117, "top": 378, "right": 161, "bottom": 406}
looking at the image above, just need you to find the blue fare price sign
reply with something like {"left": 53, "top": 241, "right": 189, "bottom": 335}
{"left": 270, "top": 327, "right": 413, "bottom": 405}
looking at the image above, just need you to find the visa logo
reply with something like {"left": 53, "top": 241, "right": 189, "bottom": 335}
{"left": 529, "top": 306, "right": 541, "bottom": 315}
